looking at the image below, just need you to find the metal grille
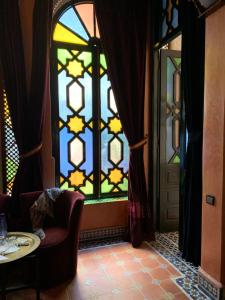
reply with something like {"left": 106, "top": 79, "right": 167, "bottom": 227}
{"left": 3, "top": 91, "right": 19, "bottom": 195}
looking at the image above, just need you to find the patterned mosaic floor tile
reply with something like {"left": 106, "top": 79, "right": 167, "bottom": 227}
{"left": 148, "top": 232, "right": 210, "bottom": 300}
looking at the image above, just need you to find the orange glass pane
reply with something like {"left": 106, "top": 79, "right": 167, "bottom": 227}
{"left": 76, "top": 4, "right": 94, "bottom": 37}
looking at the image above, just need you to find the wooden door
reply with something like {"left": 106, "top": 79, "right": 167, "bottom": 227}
{"left": 159, "top": 49, "right": 181, "bottom": 232}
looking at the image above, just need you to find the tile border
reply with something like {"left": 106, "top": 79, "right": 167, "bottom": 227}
{"left": 198, "top": 267, "right": 224, "bottom": 300}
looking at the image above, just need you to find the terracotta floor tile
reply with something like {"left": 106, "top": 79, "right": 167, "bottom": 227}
{"left": 129, "top": 270, "right": 152, "bottom": 287}
{"left": 114, "top": 251, "right": 134, "bottom": 261}
{"left": 160, "top": 279, "right": 183, "bottom": 295}
{"left": 173, "top": 292, "right": 190, "bottom": 299}
{"left": 167, "top": 264, "right": 182, "bottom": 277}
{"left": 103, "top": 263, "right": 125, "bottom": 276}
{"left": 140, "top": 282, "right": 167, "bottom": 300}
{"left": 95, "top": 287, "right": 144, "bottom": 300}
{"left": 141, "top": 257, "right": 160, "bottom": 269}
{"left": 90, "top": 245, "right": 112, "bottom": 256}
{"left": 150, "top": 267, "right": 172, "bottom": 280}
{"left": 120, "top": 260, "right": 142, "bottom": 273}
{"left": 109, "top": 243, "right": 130, "bottom": 253}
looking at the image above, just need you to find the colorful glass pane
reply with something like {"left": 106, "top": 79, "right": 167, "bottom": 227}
{"left": 68, "top": 81, "right": 83, "bottom": 112}
{"left": 161, "top": 0, "right": 179, "bottom": 40}
{"left": 100, "top": 55, "right": 129, "bottom": 195}
{"left": 78, "top": 52, "right": 92, "bottom": 67}
{"left": 75, "top": 3, "right": 100, "bottom": 38}
{"left": 108, "top": 89, "right": 117, "bottom": 113}
{"left": 109, "top": 138, "right": 122, "bottom": 165}
{"left": 166, "top": 55, "right": 181, "bottom": 164}
{"left": 59, "top": 8, "right": 89, "bottom": 41}
{"left": 67, "top": 58, "right": 84, "bottom": 78}
{"left": 100, "top": 54, "right": 107, "bottom": 69}
{"left": 3, "top": 91, "right": 19, "bottom": 195}
{"left": 53, "top": 23, "right": 88, "bottom": 45}
{"left": 70, "top": 138, "right": 84, "bottom": 166}
{"left": 57, "top": 49, "right": 73, "bottom": 65}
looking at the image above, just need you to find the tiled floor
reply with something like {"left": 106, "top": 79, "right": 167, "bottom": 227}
{"left": 6, "top": 241, "right": 189, "bottom": 300}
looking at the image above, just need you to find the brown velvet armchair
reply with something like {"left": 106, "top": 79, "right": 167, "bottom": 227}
{"left": 0, "top": 190, "right": 84, "bottom": 287}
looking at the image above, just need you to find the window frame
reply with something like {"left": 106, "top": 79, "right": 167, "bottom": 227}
{"left": 51, "top": 2, "right": 129, "bottom": 200}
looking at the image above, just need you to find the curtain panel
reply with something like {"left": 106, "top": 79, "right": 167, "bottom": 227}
{"left": 94, "top": 0, "right": 154, "bottom": 246}
{"left": 0, "top": 0, "right": 52, "bottom": 211}
{"left": 180, "top": 0, "right": 205, "bottom": 266}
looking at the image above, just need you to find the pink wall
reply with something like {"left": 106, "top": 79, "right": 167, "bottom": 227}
{"left": 201, "top": 4, "right": 225, "bottom": 284}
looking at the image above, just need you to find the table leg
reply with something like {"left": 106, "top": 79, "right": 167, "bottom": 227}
{"left": 35, "top": 251, "right": 40, "bottom": 300}
{"left": 0, "top": 264, "right": 6, "bottom": 300}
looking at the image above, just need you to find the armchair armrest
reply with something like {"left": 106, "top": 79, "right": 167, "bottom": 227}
{"left": 54, "top": 191, "right": 85, "bottom": 228}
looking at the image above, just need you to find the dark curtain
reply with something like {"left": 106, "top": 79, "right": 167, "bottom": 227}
{"left": 0, "top": 0, "right": 52, "bottom": 210}
{"left": 94, "top": 0, "right": 154, "bottom": 246}
{"left": 180, "top": 1, "right": 205, "bottom": 266}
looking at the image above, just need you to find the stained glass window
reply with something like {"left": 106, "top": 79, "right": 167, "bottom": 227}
{"left": 52, "top": 3, "right": 129, "bottom": 199}
{"left": 160, "top": 0, "right": 180, "bottom": 41}
{"left": 166, "top": 56, "right": 181, "bottom": 164}
{"left": 2, "top": 91, "right": 19, "bottom": 195}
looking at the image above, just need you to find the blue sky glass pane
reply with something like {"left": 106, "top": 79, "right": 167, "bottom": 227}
{"left": 118, "top": 133, "right": 129, "bottom": 173}
{"left": 172, "top": 8, "right": 178, "bottom": 29}
{"left": 100, "top": 74, "right": 112, "bottom": 122}
{"left": 101, "top": 128, "right": 113, "bottom": 174}
{"left": 80, "top": 127, "right": 93, "bottom": 176}
{"left": 60, "top": 127, "right": 74, "bottom": 177}
{"left": 59, "top": 7, "right": 89, "bottom": 41}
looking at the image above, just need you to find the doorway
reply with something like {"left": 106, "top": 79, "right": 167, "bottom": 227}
{"left": 153, "top": 35, "right": 183, "bottom": 232}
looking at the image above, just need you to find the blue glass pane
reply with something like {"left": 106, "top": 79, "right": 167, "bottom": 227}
{"left": 162, "top": 17, "right": 168, "bottom": 38}
{"left": 166, "top": 115, "right": 174, "bottom": 162}
{"left": 167, "top": 57, "right": 175, "bottom": 106}
{"left": 59, "top": 8, "right": 89, "bottom": 40}
{"left": 80, "top": 127, "right": 93, "bottom": 175}
{"left": 60, "top": 127, "right": 74, "bottom": 176}
{"left": 58, "top": 70, "right": 73, "bottom": 121}
{"left": 172, "top": 8, "right": 178, "bottom": 29}
{"left": 118, "top": 133, "right": 129, "bottom": 173}
{"left": 101, "top": 128, "right": 113, "bottom": 174}
{"left": 78, "top": 72, "right": 92, "bottom": 122}
{"left": 101, "top": 74, "right": 112, "bottom": 122}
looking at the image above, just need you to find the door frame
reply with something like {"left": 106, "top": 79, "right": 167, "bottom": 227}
{"left": 152, "top": 40, "right": 186, "bottom": 234}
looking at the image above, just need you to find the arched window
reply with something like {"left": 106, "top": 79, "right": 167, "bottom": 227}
{"left": 52, "top": 2, "right": 129, "bottom": 199}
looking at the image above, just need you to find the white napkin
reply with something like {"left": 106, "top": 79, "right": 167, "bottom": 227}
{"left": 0, "top": 255, "right": 8, "bottom": 261}
{"left": 0, "top": 244, "right": 20, "bottom": 255}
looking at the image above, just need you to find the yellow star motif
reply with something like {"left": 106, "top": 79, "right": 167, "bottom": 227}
{"left": 67, "top": 59, "right": 84, "bottom": 78}
{"left": 68, "top": 116, "right": 84, "bottom": 133}
{"left": 108, "top": 117, "right": 122, "bottom": 134}
{"left": 69, "top": 170, "right": 85, "bottom": 186}
{"left": 109, "top": 168, "right": 123, "bottom": 184}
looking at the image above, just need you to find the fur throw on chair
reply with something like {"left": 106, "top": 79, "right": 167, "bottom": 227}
{"left": 30, "top": 188, "right": 64, "bottom": 239}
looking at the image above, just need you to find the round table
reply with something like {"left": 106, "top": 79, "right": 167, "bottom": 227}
{"left": 0, "top": 232, "right": 41, "bottom": 300}
{"left": 0, "top": 232, "right": 40, "bottom": 264}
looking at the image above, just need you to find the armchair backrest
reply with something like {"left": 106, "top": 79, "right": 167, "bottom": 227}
{"left": 53, "top": 190, "right": 84, "bottom": 228}
{"left": 19, "top": 190, "right": 85, "bottom": 230}
{"left": 0, "top": 193, "right": 11, "bottom": 213}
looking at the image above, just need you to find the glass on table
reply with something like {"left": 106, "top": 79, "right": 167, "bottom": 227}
{"left": 0, "top": 213, "right": 7, "bottom": 245}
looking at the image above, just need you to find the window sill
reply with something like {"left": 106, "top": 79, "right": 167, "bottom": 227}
{"left": 84, "top": 197, "right": 128, "bottom": 205}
